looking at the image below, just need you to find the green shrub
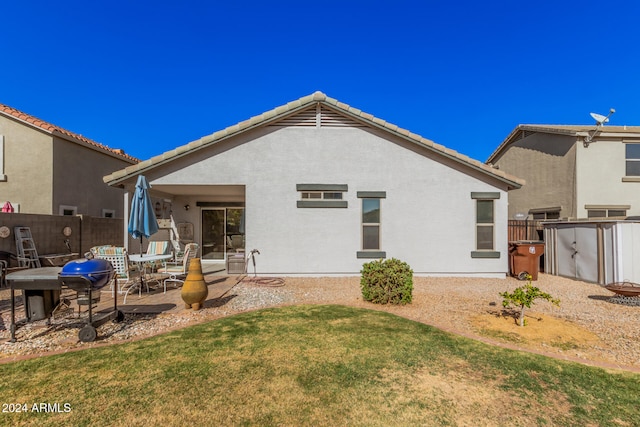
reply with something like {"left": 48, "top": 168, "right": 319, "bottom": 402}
{"left": 360, "top": 258, "right": 413, "bottom": 305}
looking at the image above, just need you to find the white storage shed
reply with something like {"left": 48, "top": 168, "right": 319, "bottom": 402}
{"left": 544, "top": 220, "right": 640, "bottom": 285}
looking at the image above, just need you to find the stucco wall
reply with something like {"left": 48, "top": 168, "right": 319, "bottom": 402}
{"left": 0, "top": 115, "right": 132, "bottom": 216}
{"left": 0, "top": 116, "right": 54, "bottom": 213}
{"left": 152, "top": 125, "right": 510, "bottom": 276}
{"left": 492, "top": 133, "right": 576, "bottom": 218}
{"left": 575, "top": 140, "right": 640, "bottom": 217}
{"left": 53, "top": 136, "right": 132, "bottom": 217}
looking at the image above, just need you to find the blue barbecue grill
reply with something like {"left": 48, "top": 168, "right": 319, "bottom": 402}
{"left": 60, "top": 258, "right": 114, "bottom": 290}
{"left": 59, "top": 258, "right": 124, "bottom": 342}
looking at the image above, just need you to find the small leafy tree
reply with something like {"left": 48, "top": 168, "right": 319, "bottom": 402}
{"left": 360, "top": 258, "right": 413, "bottom": 305}
{"left": 500, "top": 275, "right": 560, "bottom": 327}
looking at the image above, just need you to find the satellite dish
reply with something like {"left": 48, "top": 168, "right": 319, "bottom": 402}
{"left": 590, "top": 112, "right": 609, "bottom": 125}
{"left": 584, "top": 108, "right": 616, "bottom": 147}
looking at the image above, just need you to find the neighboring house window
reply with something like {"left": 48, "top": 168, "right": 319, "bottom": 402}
{"left": 102, "top": 209, "right": 115, "bottom": 218}
{"left": 626, "top": 144, "right": 640, "bottom": 176}
{"left": 471, "top": 192, "right": 500, "bottom": 258}
{"left": 532, "top": 212, "right": 559, "bottom": 220}
{"left": 59, "top": 205, "right": 77, "bottom": 216}
{"left": 530, "top": 209, "right": 561, "bottom": 221}
{"left": 296, "top": 184, "right": 348, "bottom": 208}
{"left": 0, "top": 135, "right": 6, "bottom": 181}
{"left": 356, "top": 191, "right": 386, "bottom": 259}
{"left": 5, "top": 202, "right": 19, "bottom": 212}
{"left": 587, "top": 208, "right": 627, "bottom": 218}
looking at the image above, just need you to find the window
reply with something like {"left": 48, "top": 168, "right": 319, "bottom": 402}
{"left": 587, "top": 208, "right": 627, "bottom": 218}
{"left": 608, "top": 210, "right": 627, "bottom": 217}
{"left": 530, "top": 210, "right": 560, "bottom": 220}
{"left": 4, "top": 202, "right": 19, "bottom": 212}
{"left": 476, "top": 200, "right": 494, "bottom": 250}
{"left": 357, "top": 191, "right": 386, "bottom": 258}
{"left": 626, "top": 144, "right": 640, "bottom": 176}
{"left": 301, "top": 191, "right": 343, "bottom": 200}
{"left": 59, "top": 205, "right": 77, "bottom": 216}
{"left": 0, "top": 135, "right": 6, "bottom": 181}
{"left": 585, "top": 204, "right": 629, "bottom": 219}
{"left": 296, "top": 184, "right": 348, "bottom": 208}
{"left": 362, "top": 199, "right": 380, "bottom": 250}
{"left": 471, "top": 192, "right": 500, "bottom": 258}
{"left": 301, "top": 192, "right": 322, "bottom": 199}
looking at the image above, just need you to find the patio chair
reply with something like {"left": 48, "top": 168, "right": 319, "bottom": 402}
{"left": 230, "top": 234, "right": 245, "bottom": 253}
{"left": 144, "top": 241, "right": 171, "bottom": 271}
{"left": 158, "top": 242, "right": 199, "bottom": 293}
{"left": 92, "top": 246, "right": 142, "bottom": 301}
{"left": 147, "top": 241, "right": 170, "bottom": 256}
{"left": 88, "top": 245, "right": 114, "bottom": 258}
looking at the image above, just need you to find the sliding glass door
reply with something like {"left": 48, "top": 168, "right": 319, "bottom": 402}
{"left": 201, "top": 208, "right": 245, "bottom": 261}
{"left": 201, "top": 209, "right": 225, "bottom": 260}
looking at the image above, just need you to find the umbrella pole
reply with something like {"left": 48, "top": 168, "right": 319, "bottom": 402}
{"left": 139, "top": 236, "right": 145, "bottom": 298}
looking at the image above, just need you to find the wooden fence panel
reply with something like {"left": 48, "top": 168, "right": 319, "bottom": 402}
{"left": 508, "top": 220, "right": 544, "bottom": 242}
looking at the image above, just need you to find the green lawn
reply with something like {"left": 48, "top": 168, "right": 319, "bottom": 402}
{"left": 0, "top": 305, "right": 638, "bottom": 426}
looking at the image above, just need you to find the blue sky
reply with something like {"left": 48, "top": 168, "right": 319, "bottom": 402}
{"left": 2, "top": 1, "right": 639, "bottom": 162}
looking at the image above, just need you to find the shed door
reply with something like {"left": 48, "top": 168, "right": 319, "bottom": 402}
{"left": 574, "top": 225, "right": 598, "bottom": 282}
{"left": 557, "top": 226, "right": 577, "bottom": 278}
{"left": 556, "top": 224, "right": 599, "bottom": 283}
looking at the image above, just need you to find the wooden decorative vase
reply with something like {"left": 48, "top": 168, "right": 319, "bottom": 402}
{"left": 181, "top": 258, "right": 208, "bottom": 310}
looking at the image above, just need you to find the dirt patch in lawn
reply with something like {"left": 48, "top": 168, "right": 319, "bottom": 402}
{"left": 471, "top": 309, "right": 601, "bottom": 353}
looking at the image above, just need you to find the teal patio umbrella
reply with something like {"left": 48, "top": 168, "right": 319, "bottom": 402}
{"left": 128, "top": 175, "right": 159, "bottom": 255}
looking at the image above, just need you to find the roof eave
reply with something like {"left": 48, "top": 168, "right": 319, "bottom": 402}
{"left": 486, "top": 125, "right": 582, "bottom": 164}
{"left": 51, "top": 130, "right": 138, "bottom": 164}
{"left": 105, "top": 92, "right": 524, "bottom": 189}
{"left": 328, "top": 106, "right": 524, "bottom": 190}
{"left": 0, "top": 105, "right": 139, "bottom": 164}
{"left": 487, "top": 125, "right": 640, "bottom": 165}
{"left": 104, "top": 100, "right": 324, "bottom": 187}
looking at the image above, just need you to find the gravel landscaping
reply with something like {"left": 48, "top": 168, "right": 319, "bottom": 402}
{"left": 0, "top": 273, "right": 638, "bottom": 371}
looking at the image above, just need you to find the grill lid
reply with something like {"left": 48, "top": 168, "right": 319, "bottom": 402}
{"left": 60, "top": 258, "right": 114, "bottom": 289}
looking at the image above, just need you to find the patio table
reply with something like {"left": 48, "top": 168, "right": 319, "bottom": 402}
{"left": 127, "top": 254, "right": 173, "bottom": 298}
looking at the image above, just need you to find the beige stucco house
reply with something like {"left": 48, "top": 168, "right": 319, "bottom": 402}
{"left": 105, "top": 92, "right": 523, "bottom": 277}
{"left": 0, "top": 103, "right": 138, "bottom": 217}
{"left": 487, "top": 125, "right": 640, "bottom": 221}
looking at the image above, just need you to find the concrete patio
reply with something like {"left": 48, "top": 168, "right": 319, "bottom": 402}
{"left": 91, "top": 263, "right": 240, "bottom": 315}
{"left": 0, "top": 263, "right": 243, "bottom": 323}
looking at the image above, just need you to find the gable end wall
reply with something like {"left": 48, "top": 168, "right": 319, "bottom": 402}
{"left": 153, "top": 125, "right": 510, "bottom": 276}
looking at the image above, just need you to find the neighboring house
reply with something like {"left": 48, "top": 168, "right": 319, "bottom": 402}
{"left": 0, "top": 103, "right": 138, "bottom": 217}
{"left": 105, "top": 92, "right": 523, "bottom": 277}
{"left": 487, "top": 125, "right": 640, "bottom": 221}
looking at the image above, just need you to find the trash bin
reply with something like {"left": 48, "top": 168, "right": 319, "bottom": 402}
{"left": 23, "top": 289, "right": 61, "bottom": 321}
{"left": 509, "top": 241, "right": 545, "bottom": 280}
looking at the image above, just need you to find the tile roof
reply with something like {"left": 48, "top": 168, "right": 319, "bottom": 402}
{"left": 104, "top": 91, "right": 524, "bottom": 189}
{"left": 0, "top": 102, "right": 139, "bottom": 163}
{"left": 487, "top": 124, "right": 640, "bottom": 164}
